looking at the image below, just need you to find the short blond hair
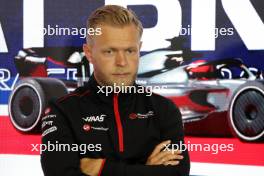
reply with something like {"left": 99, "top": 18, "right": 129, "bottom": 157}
{"left": 87, "top": 5, "right": 143, "bottom": 42}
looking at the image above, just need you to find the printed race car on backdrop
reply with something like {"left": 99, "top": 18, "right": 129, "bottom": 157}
{"left": 8, "top": 45, "right": 264, "bottom": 142}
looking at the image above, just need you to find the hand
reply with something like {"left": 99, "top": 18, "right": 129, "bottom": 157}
{"left": 80, "top": 157, "right": 104, "bottom": 176}
{"left": 146, "top": 140, "right": 183, "bottom": 166}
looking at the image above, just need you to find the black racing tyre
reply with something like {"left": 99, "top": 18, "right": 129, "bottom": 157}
{"left": 8, "top": 78, "right": 68, "bottom": 132}
{"left": 228, "top": 81, "right": 264, "bottom": 142}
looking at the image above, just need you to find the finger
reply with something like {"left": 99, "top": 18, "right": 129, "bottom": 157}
{"left": 156, "top": 150, "right": 183, "bottom": 160}
{"left": 150, "top": 140, "right": 171, "bottom": 158}
{"left": 157, "top": 152, "right": 183, "bottom": 164}
{"left": 163, "top": 160, "right": 180, "bottom": 166}
{"left": 162, "top": 145, "right": 182, "bottom": 154}
{"left": 170, "top": 149, "right": 183, "bottom": 154}
{"left": 151, "top": 151, "right": 177, "bottom": 164}
{"left": 155, "top": 151, "right": 174, "bottom": 161}
{"left": 161, "top": 153, "right": 184, "bottom": 162}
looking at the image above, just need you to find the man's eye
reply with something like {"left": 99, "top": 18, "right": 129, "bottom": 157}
{"left": 104, "top": 50, "right": 113, "bottom": 54}
{"left": 126, "top": 49, "right": 135, "bottom": 54}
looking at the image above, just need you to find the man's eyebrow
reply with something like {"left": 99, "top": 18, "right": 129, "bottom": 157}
{"left": 101, "top": 47, "right": 117, "bottom": 51}
{"left": 121, "top": 46, "right": 138, "bottom": 51}
{"left": 125, "top": 47, "right": 137, "bottom": 50}
{"left": 103, "top": 46, "right": 138, "bottom": 51}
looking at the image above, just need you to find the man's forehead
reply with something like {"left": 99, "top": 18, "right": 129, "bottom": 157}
{"left": 104, "top": 25, "right": 138, "bottom": 37}
{"left": 90, "top": 24, "right": 140, "bottom": 47}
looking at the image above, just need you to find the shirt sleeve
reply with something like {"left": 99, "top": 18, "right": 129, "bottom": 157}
{"left": 159, "top": 99, "right": 190, "bottom": 175}
{"left": 40, "top": 100, "right": 88, "bottom": 176}
{"left": 99, "top": 99, "right": 190, "bottom": 176}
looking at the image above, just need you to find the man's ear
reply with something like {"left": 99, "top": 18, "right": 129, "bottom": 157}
{"left": 139, "top": 41, "right": 142, "bottom": 50}
{"left": 83, "top": 44, "right": 93, "bottom": 64}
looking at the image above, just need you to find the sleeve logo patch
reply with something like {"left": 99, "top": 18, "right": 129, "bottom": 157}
{"left": 129, "top": 111, "right": 154, "bottom": 120}
{"left": 42, "top": 126, "right": 57, "bottom": 137}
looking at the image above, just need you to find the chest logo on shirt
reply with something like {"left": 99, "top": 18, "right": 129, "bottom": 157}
{"left": 83, "top": 124, "right": 91, "bottom": 131}
{"left": 44, "top": 107, "right": 51, "bottom": 115}
{"left": 129, "top": 111, "right": 154, "bottom": 120}
{"left": 82, "top": 114, "right": 106, "bottom": 123}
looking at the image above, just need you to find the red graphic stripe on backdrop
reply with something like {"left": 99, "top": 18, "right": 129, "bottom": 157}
{"left": 0, "top": 116, "right": 264, "bottom": 166}
{"left": 0, "top": 117, "right": 40, "bottom": 155}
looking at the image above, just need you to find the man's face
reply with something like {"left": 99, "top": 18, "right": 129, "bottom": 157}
{"left": 83, "top": 24, "right": 142, "bottom": 87}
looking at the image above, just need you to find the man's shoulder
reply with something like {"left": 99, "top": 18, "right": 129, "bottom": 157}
{"left": 144, "top": 91, "right": 176, "bottom": 110}
{"left": 54, "top": 86, "right": 91, "bottom": 105}
{"left": 135, "top": 84, "right": 171, "bottom": 103}
{"left": 150, "top": 92, "right": 173, "bottom": 103}
{"left": 142, "top": 92, "right": 181, "bottom": 122}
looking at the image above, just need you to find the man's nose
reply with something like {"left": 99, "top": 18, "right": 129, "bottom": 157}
{"left": 115, "top": 52, "right": 127, "bottom": 67}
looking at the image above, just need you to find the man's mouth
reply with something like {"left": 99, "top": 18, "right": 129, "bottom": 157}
{"left": 112, "top": 73, "right": 130, "bottom": 77}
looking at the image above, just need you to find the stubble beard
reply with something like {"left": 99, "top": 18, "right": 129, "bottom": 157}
{"left": 94, "top": 69, "right": 137, "bottom": 88}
